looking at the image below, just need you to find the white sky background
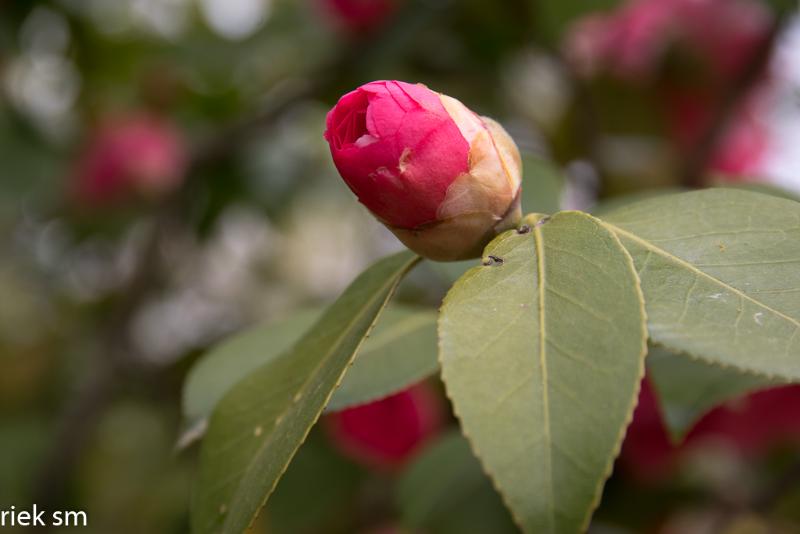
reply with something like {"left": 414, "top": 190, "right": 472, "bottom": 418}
{"left": 763, "top": 14, "right": 800, "bottom": 193}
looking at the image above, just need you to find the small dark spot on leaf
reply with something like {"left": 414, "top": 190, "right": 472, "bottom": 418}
{"left": 482, "top": 255, "right": 504, "bottom": 266}
{"left": 517, "top": 224, "right": 531, "bottom": 234}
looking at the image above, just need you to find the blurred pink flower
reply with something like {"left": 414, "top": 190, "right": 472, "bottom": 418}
{"left": 324, "top": 382, "right": 444, "bottom": 470}
{"left": 619, "top": 379, "right": 676, "bottom": 482}
{"left": 565, "top": 0, "right": 774, "bottom": 179}
{"left": 565, "top": 1, "right": 673, "bottom": 80}
{"left": 564, "top": 0, "right": 771, "bottom": 82}
{"left": 621, "top": 378, "right": 800, "bottom": 483}
{"left": 71, "top": 114, "right": 187, "bottom": 208}
{"left": 664, "top": 90, "right": 770, "bottom": 176}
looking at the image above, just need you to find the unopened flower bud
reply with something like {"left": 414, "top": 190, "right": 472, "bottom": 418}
{"left": 324, "top": 80, "right": 522, "bottom": 261}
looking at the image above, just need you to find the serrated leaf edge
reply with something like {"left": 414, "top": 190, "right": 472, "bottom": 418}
{"left": 581, "top": 213, "right": 648, "bottom": 533}
{"left": 601, "top": 220, "right": 800, "bottom": 381}
{"left": 438, "top": 212, "right": 649, "bottom": 534}
{"left": 327, "top": 308, "right": 440, "bottom": 410}
{"left": 645, "top": 341, "right": 787, "bottom": 444}
{"left": 195, "top": 253, "right": 420, "bottom": 534}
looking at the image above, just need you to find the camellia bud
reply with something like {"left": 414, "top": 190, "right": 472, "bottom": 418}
{"left": 71, "top": 113, "right": 187, "bottom": 208}
{"left": 324, "top": 80, "right": 523, "bottom": 261}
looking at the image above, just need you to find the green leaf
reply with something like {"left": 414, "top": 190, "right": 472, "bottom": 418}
{"left": 182, "top": 305, "right": 438, "bottom": 431}
{"left": 182, "top": 309, "right": 322, "bottom": 425}
{"left": 261, "top": 432, "right": 362, "bottom": 534}
{"left": 718, "top": 181, "right": 800, "bottom": 203}
{"left": 397, "top": 431, "right": 518, "bottom": 534}
{"left": 601, "top": 189, "right": 800, "bottom": 379}
{"left": 326, "top": 305, "right": 438, "bottom": 411}
{"left": 439, "top": 211, "right": 647, "bottom": 533}
{"left": 647, "top": 344, "right": 781, "bottom": 442}
{"left": 430, "top": 259, "right": 476, "bottom": 287}
{"left": 191, "top": 251, "right": 419, "bottom": 534}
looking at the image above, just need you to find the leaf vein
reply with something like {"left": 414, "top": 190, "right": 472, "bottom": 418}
{"left": 604, "top": 223, "right": 800, "bottom": 330}
{"left": 533, "top": 224, "right": 555, "bottom": 532}
{"left": 214, "top": 256, "right": 416, "bottom": 532}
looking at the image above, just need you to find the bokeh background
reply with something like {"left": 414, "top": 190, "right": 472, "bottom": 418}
{"left": 2, "top": 0, "right": 800, "bottom": 532}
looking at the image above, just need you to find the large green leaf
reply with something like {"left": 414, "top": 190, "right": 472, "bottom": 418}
{"left": 718, "top": 182, "right": 800, "bottom": 203}
{"left": 182, "top": 304, "right": 437, "bottom": 429}
{"left": 261, "top": 432, "right": 362, "bottom": 534}
{"left": 191, "top": 251, "right": 418, "bottom": 534}
{"left": 397, "top": 431, "right": 518, "bottom": 534}
{"left": 601, "top": 189, "right": 800, "bottom": 379}
{"left": 647, "top": 344, "right": 781, "bottom": 442}
{"left": 325, "top": 306, "right": 438, "bottom": 411}
{"left": 182, "top": 309, "right": 322, "bottom": 425}
{"left": 439, "top": 211, "right": 647, "bottom": 533}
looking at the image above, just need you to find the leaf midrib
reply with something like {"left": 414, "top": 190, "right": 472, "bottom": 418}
{"left": 216, "top": 255, "right": 417, "bottom": 533}
{"left": 602, "top": 222, "right": 800, "bottom": 330}
{"left": 533, "top": 225, "right": 555, "bottom": 531}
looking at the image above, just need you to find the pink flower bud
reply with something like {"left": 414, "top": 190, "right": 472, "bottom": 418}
{"left": 71, "top": 114, "right": 187, "bottom": 208}
{"left": 323, "top": 383, "right": 444, "bottom": 470}
{"left": 324, "top": 80, "right": 522, "bottom": 261}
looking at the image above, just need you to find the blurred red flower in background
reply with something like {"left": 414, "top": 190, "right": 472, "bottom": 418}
{"left": 564, "top": 0, "right": 774, "bottom": 179}
{"left": 71, "top": 114, "right": 187, "bottom": 208}
{"left": 564, "top": 0, "right": 771, "bottom": 83}
{"left": 663, "top": 90, "right": 771, "bottom": 176}
{"left": 565, "top": 0, "right": 674, "bottom": 81}
{"left": 621, "top": 378, "right": 800, "bottom": 483}
{"left": 320, "top": 0, "right": 401, "bottom": 35}
{"left": 324, "top": 382, "right": 444, "bottom": 470}
{"left": 620, "top": 379, "right": 677, "bottom": 482}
